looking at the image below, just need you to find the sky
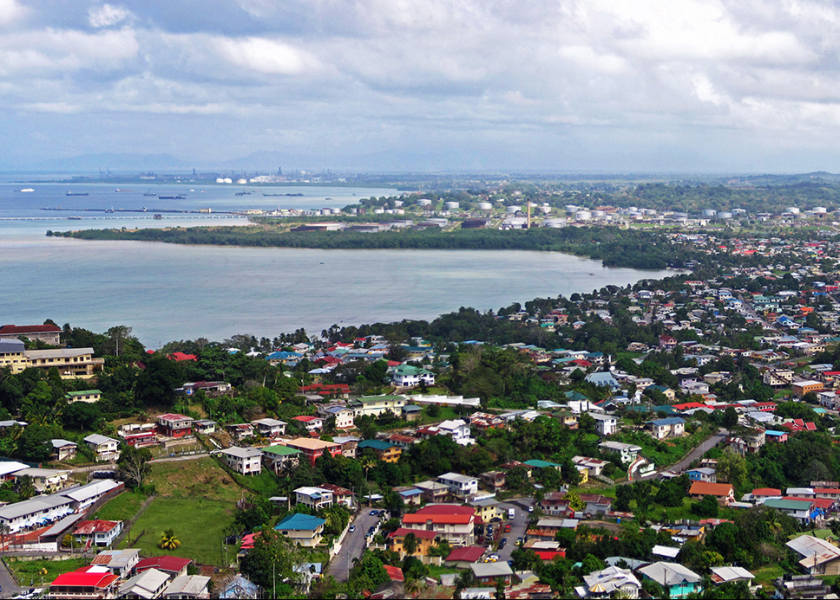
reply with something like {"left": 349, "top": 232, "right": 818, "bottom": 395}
{"left": 2, "top": 0, "right": 840, "bottom": 172}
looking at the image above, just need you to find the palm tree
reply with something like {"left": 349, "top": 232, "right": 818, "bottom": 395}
{"left": 454, "top": 570, "right": 475, "bottom": 599}
{"left": 402, "top": 532, "right": 418, "bottom": 557}
{"left": 158, "top": 528, "right": 181, "bottom": 550}
{"left": 360, "top": 457, "right": 376, "bottom": 482}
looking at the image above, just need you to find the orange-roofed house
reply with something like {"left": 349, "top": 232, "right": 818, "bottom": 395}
{"left": 49, "top": 566, "right": 119, "bottom": 600}
{"left": 689, "top": 482, "right": 735, "bottom": 505}
{"left": 284, "top": 437, "right": 341, "bottom": 466}
{"left": 72, "top": 520, "right": 122, "bottom": 548}
{"left": 387, "top": 527, "right": 437, "bottom": 556}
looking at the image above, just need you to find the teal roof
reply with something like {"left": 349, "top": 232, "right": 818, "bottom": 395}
{"left": 358, "top": 440, "right": 397, "bottom": 451}
{"left": 764, "top": 499, "right": 812, "bottom": 511}
{"left": 524, "top": 459, "right": 560, "bottom": 469}
{"left": 276, "top": 513, "right": 326, "bottom": 531}
{"left": 66, "top": 390, "right": 102, "bottom": 396}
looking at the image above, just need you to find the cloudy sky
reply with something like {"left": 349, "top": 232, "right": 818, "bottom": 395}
{"left": 2, "top": 0, "right": 840, "bottom": 172}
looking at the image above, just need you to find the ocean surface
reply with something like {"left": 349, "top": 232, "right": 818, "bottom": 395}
{"left": 0, "top": 180, "right": 673, "bottom": 346}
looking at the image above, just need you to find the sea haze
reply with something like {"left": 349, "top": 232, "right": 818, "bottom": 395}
{"left": 0, "top": 182, "right": 671, "bottom": 346}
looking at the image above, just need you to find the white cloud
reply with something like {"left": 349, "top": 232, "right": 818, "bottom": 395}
{"left": 88, "top": 4, "right": 132, "bottom": 28}
{"left": 216, "top": 37, "right": 315, "bottom": 75}
{"left": 0, "top": 0, "right": 24, "bottom": 25}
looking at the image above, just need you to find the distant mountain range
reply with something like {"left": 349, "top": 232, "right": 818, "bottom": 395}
{"left": 14, "top": 153, "right": 190, "bottom": 173}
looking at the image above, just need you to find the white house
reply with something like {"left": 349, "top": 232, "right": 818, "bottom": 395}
{"left": 438, "top": 473, "right": 479, "bottom": 499}
{"left": 588, "top": 413, "right": 618, "bottom": 436}
{"left": 391, "top": 365, "right": 436, "bottom": 387}
{"left": 294, "top": 486, "right": 334, "bottom": 510}
{"left": 250, "top": 418, "right": 287, "bottom": 438}
{"left": 83, "top": 434, "right": 119, "bottom": 462}
{"left": 220, "top": 447, "right": 262, "bottom": 475}
{"left": 646, "top": 417, "right": 686, "bottom": 440}
{"left": 417, "top": 419, "right": 475, "bottom": 445}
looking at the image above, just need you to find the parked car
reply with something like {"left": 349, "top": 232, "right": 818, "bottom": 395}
{"left": 349, "top": 525, "right": 356, "bottom": 532}
{"left": 504, "top": 524, "right": 511, "bottom": 532}
{"left": 369, "top": 510, "right": 378, "bottom": 516}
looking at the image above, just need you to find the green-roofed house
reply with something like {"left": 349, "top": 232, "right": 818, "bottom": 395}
{"left": 275, "top": 513, "right": 326, "bottom": 547}
{"left": 654, "top": 405, "right": 677, "bottom": 416}
{"left": 65, "top": 390, "right": 102, "bottom": 404}
{"left": 358, "top": 439, "right": 401, "bottom": 463}
{"left": 524, "top": 459, "right": 562, "bottom": 471}
{"left": 261, "top": 445, "right": 302, "bottom": 474}
{"left": 348, "top": 395, "right": 408, "bottom": 418}
{"left": 391, "top": 364, "right": 435, "bottom": 387}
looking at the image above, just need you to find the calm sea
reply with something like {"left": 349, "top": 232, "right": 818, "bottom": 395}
{"left": 0, "top": 180, "right": 672, "bottom": 346}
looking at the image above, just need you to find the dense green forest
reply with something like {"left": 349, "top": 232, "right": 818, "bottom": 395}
{"left": 52, "top": 226, "right": 697, "bottom": 269}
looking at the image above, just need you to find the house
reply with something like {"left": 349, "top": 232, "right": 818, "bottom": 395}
{"left": 647, "top": 385, "right": 677, "bottom": 402}
{"left": 469, "top": 562, "right": 513, "bottom": 586}
{"left": 120, "top": 567, "right": 171, "bottom": 600}
{"left": 393, "top": 486, "right": 424, "bottom": 506}
{"left": 589, "top": 413, "right": 618, "bottom": 436}
{"left": 162, "top": 575, "right": 211, "bottom": 599}
{"left": 578, "top": 566, "right": 641, "bottom": 598}
{"left": 401, "top": 504, "right": 477, "bottom": 546}
{"left": 573, "top": 456, "right": 609, "bottom": 477}
{"left": 793, "top": 380, "right": 824, "bottom": 398}
{"left": 0, "top": 323, "right": 61, "bottom": 345}
{"left": 579, "top": 494, "right": 613, "bottom": 515}
{"left": 555, "top": 411, "right": 579, "bottom": 429}
{"left": 598, "top": 441, "right": 641, "bottom": 464}
{"left": 688, "top": 482, "right": 734, "bottom": 505}
{"left": 709, "top": 566, "right": 755, "bottom": 586}
{"left": 479, "top": 471, "right": 506, "bottom": 493}
{"left": 83, "top": 434, "right": 119, "bottom": 461}
{"left": 391, "top": 364, "right": 435, "bottom": 387}
{"left": 401, "top": 404, "right": 423, "bottom": 422}
{"left": 318, "top": 483, "right": 355, "bottom": 508}
{"left": 645, "top": 417, "right": 686, "bottom": 440}
{"left": 348, "top": 395, "right": 407, "bottom": 418}
{"left": 295, "top": 486, "right": 334, "bottom": 510}
{"left": 49, "top": 566, "right": 120, "bottom": 600}
{"left": 316, "top": 405, "right": 355, "bottom": 429}
{"left": 91, "top": 548, "right": 140, "bottom": 578}
{"left": 193, "top": 420, "right": 216, "bottom": 435}
{"left": 220, "top": 447, "right": 262, "bottom": 475}
{"left": 23, "top": 347, "right": 104, "bottom": 379}
{"left": 358, "top": 439, "right": 402, "bottom": 463}
{"left": 251, "top": 418, "right": 287, "bottom": 438}
{"left": 417, "top": 419, "right": 474, "bottom": 445}
{"left": 15, "top": 468, "right": 70, "bottom": 493}
{"left": 687, "top": 467, "right": 716, "bottom": 483}
{"left": 73, "top": 520, "right": 122, "bottom": 548}
{"left": 291, "top": 415, "right": 323, "bottom": 432}
{"left": 261, "top": 445, "right": 302, "bottom": 474}
{"left": 638, "top": 562, "right": 702, "bottom": 599}
{"left": 469, "top": 498, "right": 503, "bottom": 524}
{"left": 331, "top": 436, "right": 359, "bottom": 459}
{"left": 387, "top": 528, "right": 437, "bottom": 556}
{"left": 764, "top": 498, "right": 820, "bottom": 524}
{"left": 444, "top": 546, "right": 487, "bottom": 568}
{"left": 135, "top": 556, "right": 192, "bottom": 579}
{"left": 585, "top": 371, "right": 621, "bottom": 391}
{"left": 438, "top": 473, "right": 479, "bottom": 499}
{"left": 659, "top": 335, "right": 678, "bottom": 350}
{"left": 283, "top": 438, "right": 341, "bottom": 466}
{"left": 274, "top": 513, "right": 326, "bottom": 547}
{"left": 787, "top": 535, "right": 840, "bottom": 575}
{"left": 217, "top": 574, "right": 259, "bottom": 599}
{"left": 65, "top": 390, "right": 102, "bottom": 404}
{"left": 414, "top": 480, "right": 451, "bottom": 503}
{"left": 157, "top": 413, "right": 194, "bottom": 438}
{"left": 51, "top": 439, "right": 78, "bottom": 461}
{"left": 225, "top": 423, "right": 254, "bottom": 441}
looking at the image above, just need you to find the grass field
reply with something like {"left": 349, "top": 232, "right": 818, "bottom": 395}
{"left": 147, "top": 457, "right": 241, "bottom": 502}
{"left": 119, "top": 496, "right": 236, "bottom": 567}
{"left": 752, "top": 564, "right": 785, "bottom": 589}
{"left": 94, "top": 491, "right": 146, "bottom": 521}
{"left": 6, "top": 557, "right": 88, "bottom": 587}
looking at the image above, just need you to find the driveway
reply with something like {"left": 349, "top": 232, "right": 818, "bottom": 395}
{"left": 326, "top": 509, "right": 383, "bottom": 582}
{"left": 668, "top": 429, "right": 728, "bottom": 473}
{"left": 494, "top": 498, "right": 533, "bottom": 563}
{"left": 0, "top": 558, "right": 22, "bottom": 599}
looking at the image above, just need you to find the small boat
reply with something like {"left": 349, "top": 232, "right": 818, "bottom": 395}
{"left": 589, "top": 273, "right": 595, "bottom": 276}
{"left": 115, "top": 188, "right": 133, "bottom": 192}
{"left": 68, "top": 216, "right": 82, "bottom": 220}
{"left": 159, "top": 195, "right": 186, "bottom": 200}
{"left": 143, "top": 189, "right": 157, "bottom": 197}
{"left": 66, "top": 191, "right": 89, "bottom": 196}
{"left": 18, "top": 188, "right": 34, "bottom": 192}
{"left": 153, "top": 214, "right": 162, "bottom": 220}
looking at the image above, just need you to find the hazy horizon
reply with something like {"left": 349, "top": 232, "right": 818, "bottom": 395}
{"left": 2, "top": 1, "right": 840, "bottom": 173}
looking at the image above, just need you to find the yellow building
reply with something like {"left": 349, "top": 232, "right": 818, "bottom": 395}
{"left": 358, "top": 440, "right": 402, "bottom": 463}
{"left": 0, "top": 339, "right": 27, "bottom": 374}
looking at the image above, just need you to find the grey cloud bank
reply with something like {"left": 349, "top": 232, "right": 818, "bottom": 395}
{"left": 2, "top": 0, "right": 840, "bottom": 172}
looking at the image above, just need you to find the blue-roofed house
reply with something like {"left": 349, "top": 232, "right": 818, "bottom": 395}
{"left": 585, "top": 372, "right": 621, "bottom": 391}
{"left": 275, "top": 513, "right": 326, "bottom": 547}
{"left": 646, "top": 417, "right": 686, "bottom": 440}
{"left": 218, "top": 574, "right": 259, "bottom": 599}
{"left": 266, "top": 351, "right": 303, "bottom": 366}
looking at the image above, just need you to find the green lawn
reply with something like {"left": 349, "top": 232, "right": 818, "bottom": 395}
{"left": 119, "top": 496, "right": 236, "bottom": 567}
{"left": 6, "top": 557, "right": 88, "bottom": 588}
{"left": 426, "top": 563, "right": 464, "bottom": 581}
{"left": 752, "top": 564, "right": 785, "bottom": 590}
{"left": 147, "top": 457, "right": 241, "bottom": 502}
{"left": 93, "top": 491, "right": 146, "bottom": 521}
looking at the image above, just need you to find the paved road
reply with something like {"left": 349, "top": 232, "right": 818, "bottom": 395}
{"left": 0, "top": 558, "right": 22, "bottom": 599}
{"left": 326, "top": 510, "right": 383, "bottom": 582}
{"left": 668, "top": 428, "right": 728, "bottom": 474}
{"left": 494, "top": 498, "right": 534, "bottom": 563}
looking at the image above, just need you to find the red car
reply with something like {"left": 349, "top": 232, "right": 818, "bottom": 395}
{"left": 504, "top": 524, "right": 511, "bottom": 533}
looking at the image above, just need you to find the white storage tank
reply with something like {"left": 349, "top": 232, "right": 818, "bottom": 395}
{"left": 565, "top": 205, "right": 578, "bottom": 213}
{"left": 544, "top": 218, "right": 566, "bottom": 228}
{"left": 373, "top": 208, "right": 385, "bottom": 214}
{"left": 331, "top": 208, "right": 341, "bottom": 214}
{"left": 785, "top": 207, "right": 800, "bottom": 214}
{"left": 445, "top": 201, "right": 459, "bottom": 210}
{"left": 814, "top": 206, "right": 828, "bottom": 213}
{"left": 223, "top": 178, "right": 233, "bottom": 184}
{"left": 539, "top": 206, "right": 552, "bottom": 214}
{"left": 702, "top": 209, "right": 717, "bottom": 217}
{"left": 643, "top": 208, "right": 657, "bottom": 215}
{"left": 718, "top": 211, "right": 733, "bottom": 219}
{"left": 507, "top": 205, "right": 522, "bottom": 213}
{"left": 592, "top": 210, "right": 605, "bottom": 218}
{"left": 418, "top": 199, "right": 432, "bottom": 206}
{"left": 237, "top": 179, "right": 247, "bottom": 184}
{"left": 575, "top": 210, "right": 592, "bottom": 221}
{"left": 394, "top": 200, "right": 404, "bottom": 207}
{"left": 478, "top": 202, "right": 493, "bottom": 211}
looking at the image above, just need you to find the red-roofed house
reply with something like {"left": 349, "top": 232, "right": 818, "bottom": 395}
{"left": 383, "top": 565, "right": 404, "bottom": 582}
{"left": 73, "top": 520, "right": 122, "bottom": 547}
{"left": 401, "top": 505, "right": 477, "bottom": 546}
{"left": 135, "top": 556, "right": 192, "bottom": 579}
{"left": 157, "top": 413, "right": 194, "bottom": 438}
{"left": 0, "top": 323, "right": 61, "bottom": 345}
{"left": 387, "top": 528, "right": 437, "bottom": 556}
{"left": 49, "top": 566, "right": 119, "bottom": 599}
{"left": 444, "top": 546, "right": 486, "bottom": 568}
{"left": 292, "top": 415, "right": 324, "bottom": 432}
{"left": 751, "top": 488, "right": 782, "bottom": 502}
{"left": 689, "top": 482, "right": 735, "bottom": 505}
{"left": 169, "top": 352, "right": 197, "bottom": 362}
